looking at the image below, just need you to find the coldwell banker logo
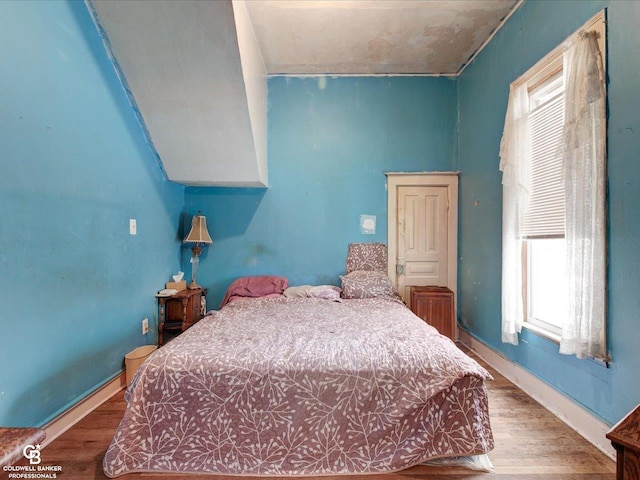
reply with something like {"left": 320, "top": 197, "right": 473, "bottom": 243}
{"left": 23, "top": 444, "right": 41, "bottom": 465}
{"left": 2, "top": 443, "right": 63, "bottom": 478}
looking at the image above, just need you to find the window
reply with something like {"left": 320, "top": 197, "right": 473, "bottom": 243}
{"left": 499, "top": 11, "right": 608, "bottom": 360}
{"left": 527, "top": 238, "right": 567, "bottom": 338}
{"left": 523, "top": 67, "right": 566, "bottom": 340}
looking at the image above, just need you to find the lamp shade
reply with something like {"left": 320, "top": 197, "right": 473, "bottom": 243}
{"left": 183, "top": 212, "right": 213, "bottom": 245}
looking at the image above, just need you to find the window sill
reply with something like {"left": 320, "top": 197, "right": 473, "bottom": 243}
{"left": 522, "top": 322, "right": 561, "bottom": 344}
{"left": 522, "top": 322, "right": 612, "bottom": 367}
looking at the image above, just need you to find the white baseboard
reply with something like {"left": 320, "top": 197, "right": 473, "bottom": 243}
{"left": 458, "top": 329, "right": 616, "bottom": 460}
{"left": 42, "top": 373, "right": 126, "bottom": 448}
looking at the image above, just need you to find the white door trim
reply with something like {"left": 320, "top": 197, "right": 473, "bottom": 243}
{"left": 386, "top": 172, "right": 459, "bottom": 319}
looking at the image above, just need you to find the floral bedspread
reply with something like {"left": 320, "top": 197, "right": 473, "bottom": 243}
{"left": 103, "top": 297, "right": 493, "bottom": 477}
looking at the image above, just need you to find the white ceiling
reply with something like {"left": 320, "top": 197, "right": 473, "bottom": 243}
{"left": 245, "top": 0, "right": 521, "bottom": 75}
{"left": 90, "top": 0, "right": 269, "bottom": 187}
{"left": 89, "top": 0, "right": 521, "bottom": 187}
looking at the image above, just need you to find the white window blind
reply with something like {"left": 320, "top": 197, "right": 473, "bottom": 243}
{"left": 521, "top": 76, "right": 565, "bottom": 239}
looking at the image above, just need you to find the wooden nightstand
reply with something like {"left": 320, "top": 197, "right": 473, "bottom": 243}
{"left": 607, "top": 404, "right": 640, "bottom": 480}
{"left": 157, "top": 288, "right": 207, "bottom": 345}
{"left": 410, "top": 286, "right": 455, "bottom": 340}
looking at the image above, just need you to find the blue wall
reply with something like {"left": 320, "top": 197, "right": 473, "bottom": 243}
{"left": 0, "top": 0, "right": 184, "bottom": 427}
{"left": 4, "top": 0, "right": 637, "bottom": 433}
{"left": 458, "top": 0, "right": 640, "bottom": 425}
{"left": 185, "top": 76, "right": 458, "bottom": 308}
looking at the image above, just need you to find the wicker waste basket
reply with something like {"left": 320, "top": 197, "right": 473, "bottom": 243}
{"left": 124, "top": 345, "right": 157, "bottom": 385}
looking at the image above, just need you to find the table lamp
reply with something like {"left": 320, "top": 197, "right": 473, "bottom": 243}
{"left": 183, "top": 211, "right": 213, "bottom": 289}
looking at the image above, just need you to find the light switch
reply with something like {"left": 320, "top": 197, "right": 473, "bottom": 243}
{"left": 129, "top": 219, "right": 137, "bottom": 235}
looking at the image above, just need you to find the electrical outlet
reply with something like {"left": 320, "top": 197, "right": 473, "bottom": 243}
{"left": 142, "top": 318, "right": 150, "bottom": 335}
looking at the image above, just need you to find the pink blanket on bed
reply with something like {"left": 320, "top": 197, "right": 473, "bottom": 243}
{"left": 219, "top": 275, "right": 288, "bottom": 308}
{"left": 104, "top": 297, "right": 493, "bottom": 477}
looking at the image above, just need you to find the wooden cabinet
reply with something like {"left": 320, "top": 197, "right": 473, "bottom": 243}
{"left": 410, "top": 286, "right": 455, "bottom": 340}
{"left": 157, "top": 288, "right": 207, "bottom": 345}
{"left": 607, "top": 404, "right": 640, "bottom": 480}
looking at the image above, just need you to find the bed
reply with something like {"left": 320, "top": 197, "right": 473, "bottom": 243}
{"left": 103, "top": 244, "right": 494, "bottom": 477}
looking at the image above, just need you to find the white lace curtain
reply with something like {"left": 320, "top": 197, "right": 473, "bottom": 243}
{"left": 499, "top": 83, "right": 528, "bottom": 345}
{"left": 499, "top": 31, "right": 607, "bottom": 359}
{"left": 559, "top": 31, "right": 607, "bottom": 359}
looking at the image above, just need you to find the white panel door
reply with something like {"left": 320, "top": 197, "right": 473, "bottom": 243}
{"left": 397, "top": 186, "right": 449, "bottom": 300}
{"left": 387, "top": 173, "right": 458, "bottom": 308}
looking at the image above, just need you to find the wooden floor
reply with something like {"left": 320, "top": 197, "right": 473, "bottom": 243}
{"left": 40, "top": 349, "right": 616, "bottom": 480}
